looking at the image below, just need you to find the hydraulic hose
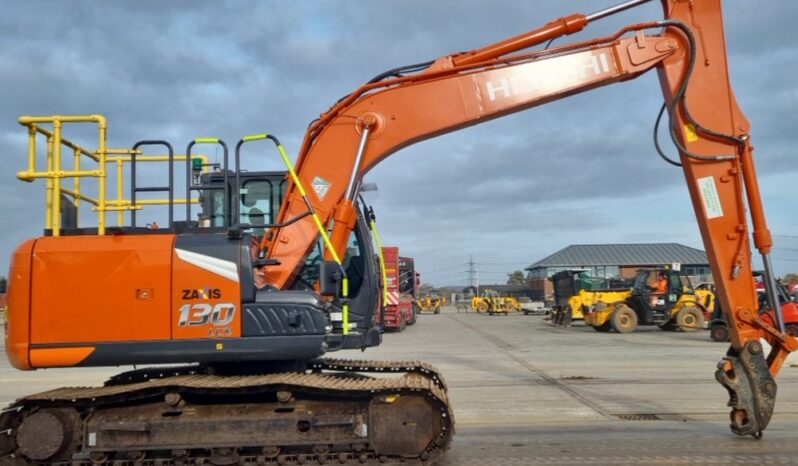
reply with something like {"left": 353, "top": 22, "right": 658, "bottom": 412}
{"left": 658, "top": 20, "right": 741, "bottom": 162}
{"left": 653, "top": 103, "right": 682, "bottom": 167}
{"left": 368, "top": 60, "right": 435, "bottom": 84}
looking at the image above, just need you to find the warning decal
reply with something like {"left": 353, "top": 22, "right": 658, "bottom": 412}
{"left": 311, "top": 176, "right": 331, "bottom": 201}
{"left": 683, "top": 124, "right": 699, "bottom": 143}
{"left": 697, "top": 176, "right": 724, "bottom": 219}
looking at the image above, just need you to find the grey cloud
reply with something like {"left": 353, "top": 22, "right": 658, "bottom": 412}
{"left": 1, "top": 1, "right": 796, "bottom": 282}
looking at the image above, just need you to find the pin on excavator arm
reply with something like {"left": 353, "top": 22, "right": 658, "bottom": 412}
{"left": 263, "top": 0, "right": 795, "bottom": 437}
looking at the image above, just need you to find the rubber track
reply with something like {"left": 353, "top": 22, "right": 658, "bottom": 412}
{"left": 1, "top": 361, "right": 454, "bottom": 466}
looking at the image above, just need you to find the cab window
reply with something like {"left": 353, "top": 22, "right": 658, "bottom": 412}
{"left": 678, "top": 274, "right": 694, "bottom": 293}
{"left": 342, "top": 225, "right": 366, "bottom": 297}
{"left": 295, "top": 226, "right": 367, "bottom": 296}
{"left": 297, "top": 239, "right": 323, "bottom": 289}
{"left": 240, "top": 180, "right": 273, "bottom": 235}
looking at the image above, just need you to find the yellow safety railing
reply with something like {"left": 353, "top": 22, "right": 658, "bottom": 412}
{"left": 18, "top": 115, "right": 208, "bottom": 235}
{"left": 18, "top": 115, "right": 107, "bottom": 236}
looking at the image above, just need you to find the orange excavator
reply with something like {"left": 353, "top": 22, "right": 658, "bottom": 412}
{"left": 3, "top": 0, "right": 794, "bottom": 464}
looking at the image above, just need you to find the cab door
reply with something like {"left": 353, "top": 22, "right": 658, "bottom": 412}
{"left": 664, "top": 270, "right": 686, "bottom": 310}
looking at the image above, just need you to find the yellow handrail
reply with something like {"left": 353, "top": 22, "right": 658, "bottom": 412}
{"left": 18, "top": 115, "right": 209, "bottom": 235}
{"left": 18, "top": 115, "right": 107, "bottom": 236}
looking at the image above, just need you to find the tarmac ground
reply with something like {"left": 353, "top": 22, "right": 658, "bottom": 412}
{"left": 3, "top": 307, "right": 798, "bottom": 465}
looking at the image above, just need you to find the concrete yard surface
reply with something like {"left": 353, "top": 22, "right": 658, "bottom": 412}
{"left": 368, "top": 308, "right": 798, "bottom": 464}
{"left": 2, "top": 308, "right": 798, "bottom": 465}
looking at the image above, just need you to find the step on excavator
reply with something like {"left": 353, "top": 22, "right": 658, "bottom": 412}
{"left": 4, "top": 0, "right": 797, "bottom": 464}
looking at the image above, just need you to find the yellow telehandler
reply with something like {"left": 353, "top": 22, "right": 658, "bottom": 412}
{"left": 585, "top": 269, "right": 715, "bottom": 333}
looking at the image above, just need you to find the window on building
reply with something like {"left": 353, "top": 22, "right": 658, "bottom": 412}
{"left": 684, "top": 266, "right": 711, "bottom": 276}
{"left": 578, "top": 266, "right": 619, "bottom": 279}
{"left": 527, "top": 268, "right": 547, "bottom": 279}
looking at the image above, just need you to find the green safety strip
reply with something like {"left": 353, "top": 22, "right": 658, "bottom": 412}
{"left": 276, "top": 144, "right": 307, "bottom": 197}
{"left": 242, "top": 134, "right": 268, "bottom": 142}
{"left": 274, "top": 143, "right": 342, "bottom": 265}
{"left": 194, "top": 137, "right": 220, "bottom": 144}
{"left": 370, "top": 220, "right": 389, "bottom": 305}
{"left": 342, "top": 278, "right": 350, "bottom": 335}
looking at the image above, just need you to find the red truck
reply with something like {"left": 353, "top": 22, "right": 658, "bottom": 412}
{"left": 378, "top": 247, "right": 419, "bottom": 331}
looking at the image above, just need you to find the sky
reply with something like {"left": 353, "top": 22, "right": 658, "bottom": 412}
{"left": 1, "top": 0, "right": 797, "bottom": 287}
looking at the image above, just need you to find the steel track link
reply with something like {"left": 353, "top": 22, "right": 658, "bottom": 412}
{"left": 310, "top": 358, "right": 448, "bottom": 391}
{"left": 104, "top": 365, "right": 205, "bottom": 386}
{"left": 105, "top": 359, "right": 448, "bottom": 391}
{"left": 0, "top": 362, "right": 454, "bottom": 466}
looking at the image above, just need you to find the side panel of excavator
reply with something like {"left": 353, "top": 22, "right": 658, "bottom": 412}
{"left": 5, "top": 231, "right": 336, "bottom": 370}
{"left": 29, "top": 235, "right": 175, "bottom": 345}
{"left": 6, "top": 240, "right": 35, "bottom": 370}
{"left": 171, "top": 235, "right": 243, "bottom": 340}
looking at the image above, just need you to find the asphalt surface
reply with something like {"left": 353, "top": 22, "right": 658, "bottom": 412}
{"left": 3, "top": 308, "right": 798, "bottom": 465}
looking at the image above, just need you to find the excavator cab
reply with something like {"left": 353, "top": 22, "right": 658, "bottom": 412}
{"left": 5, "top": 123, "right": 382, "bottom": 372}
{"left": 187, "top": 167, "right": 385, "bottom": 352}
{"left": 201, "top": 170, "right": 286, "bottom": 231}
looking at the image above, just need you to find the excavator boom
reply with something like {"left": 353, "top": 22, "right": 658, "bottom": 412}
{"left": 263, "top": 0, "right": 795, "bottom": 436}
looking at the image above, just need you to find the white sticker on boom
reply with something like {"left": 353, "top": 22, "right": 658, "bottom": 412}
{"left": 312, "top": 176, "right": 331, "bottom": 201}
{"left": 697, "top": 176, "right": 724, "bottom": 219}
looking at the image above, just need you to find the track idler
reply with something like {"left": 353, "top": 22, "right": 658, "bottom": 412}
{"left": 715, "top": 340, "right": 777, "bottom": 438}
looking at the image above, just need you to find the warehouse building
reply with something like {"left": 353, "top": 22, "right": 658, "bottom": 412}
{"left": 525, "top": 243, "right": 712, "bottom": 302}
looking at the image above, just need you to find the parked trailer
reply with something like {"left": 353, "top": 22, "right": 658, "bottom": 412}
{"left": 378, "top": 247, "right": 418, "bottom": 331}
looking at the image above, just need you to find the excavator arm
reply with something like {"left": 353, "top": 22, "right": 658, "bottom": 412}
{"left": 263, "top": 0, "right": 796, "bottom": 437}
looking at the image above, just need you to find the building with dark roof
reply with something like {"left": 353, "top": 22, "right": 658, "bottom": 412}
{"left": 525, "top": 243, "right": 711, "bottom": 302}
